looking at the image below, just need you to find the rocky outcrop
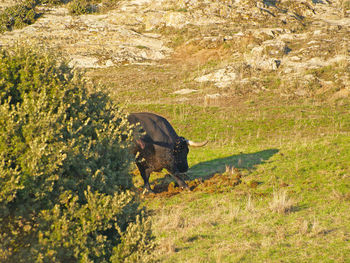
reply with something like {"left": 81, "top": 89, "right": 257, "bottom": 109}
{"left": 0, "top": 0, "right": 349, "bottom": 98}
{"left": 0, "top": 5, "right": 173, "bottom": 68}
{"left": 196, "top": 66, "right": 237, "bottom": 88}
{"left": 191, "top": 1, "right": 349, "bottom": 93}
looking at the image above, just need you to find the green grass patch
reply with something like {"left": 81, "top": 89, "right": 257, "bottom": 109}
{"left": 123, "top": 100, "right": 350, "bottom": 262}
{"left": 84, "top": 23, "right": 350, "bottom": 261}
{"left": 146, "top": 134, "right": 350, "bottom": 262}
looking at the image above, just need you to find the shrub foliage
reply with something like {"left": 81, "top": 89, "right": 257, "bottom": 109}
{"left": 0, "top": 0, "right": 38, "bottom": 33}
{"left": 0, "top": 46, "right": 153, "bottom": 262}
{"left": 0, "top": 0, "right": 123, "bottom": 33}
{"left": 67, "top": 0, "right": 97, "bottom": 15}
{"left": 67, "top": 0, "right": 122, "bottom": 15}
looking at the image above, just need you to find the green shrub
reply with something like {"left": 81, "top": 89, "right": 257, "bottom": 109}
{"left": 67, "top": 0, "right": 97, "bottom": 15}
{"left": 0, "top": 0, "right": 38, "bottom": 33}
{"left": 99, "top": 0, "right": 122, "bottom": 10}
{"left": 40, "top": 0, "right": 68, "bottom": 4}
{"left": 67, "top": 0, "right": 123, "bottom": 15}
{"left": 0, "top": 0, "right": 123, "bottom": 30}
{"left": 0, "top": 45, "right": 154, "bottom": 262}
{"left": 344, "top": 0, "right": 350, "bottom": 11}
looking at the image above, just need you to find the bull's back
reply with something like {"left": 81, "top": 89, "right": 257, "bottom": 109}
{"left": 128, "top": 112, "right": 178, "bottom": 144}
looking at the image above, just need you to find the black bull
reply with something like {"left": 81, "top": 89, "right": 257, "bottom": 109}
{"left": 128, "top": 112, "right": 207, "bottom": 192}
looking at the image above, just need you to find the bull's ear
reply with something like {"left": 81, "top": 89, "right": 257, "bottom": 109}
{"left": 136, "top": 139, "right": 146, "bottom": 149}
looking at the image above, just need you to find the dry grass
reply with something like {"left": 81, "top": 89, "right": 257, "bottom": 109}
{"left": 298, "top": 217, "right": 328, "bottom": 237}
{"left": 246, "top": 194, "right": 256, "bottom": 212}
{"left": 269, "top": 189, "right": 296, "bottom": 214}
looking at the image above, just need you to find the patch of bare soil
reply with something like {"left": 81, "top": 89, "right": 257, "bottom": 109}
{"left": 171, "top": 43, "right": 230, "bottom": 66}
{"left": 142, "top": 168, "right": 243, "bottom": 198}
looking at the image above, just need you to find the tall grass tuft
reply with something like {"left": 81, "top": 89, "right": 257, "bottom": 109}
{"left": 269, "top": 189, "right": 296, "bottom": 214}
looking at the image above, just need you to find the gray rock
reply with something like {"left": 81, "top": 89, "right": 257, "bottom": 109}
{"left": 195, "top": 66, "right": 237, "bottom": 88}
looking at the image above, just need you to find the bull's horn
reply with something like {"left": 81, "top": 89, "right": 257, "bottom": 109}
{"left": 186, "top": 140, "right": 208, "bottom": 147}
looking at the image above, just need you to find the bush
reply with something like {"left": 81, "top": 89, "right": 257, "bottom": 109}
{"left": 67, "top": 0, "right": 122, "bottom": 15}
{"left": 0, "top": 0, "right": 38, "bottom": 33}
{"left": 0, "top": 46, "right": 154, "bottom": 262}
{"left": 40, "top": 0, "right": 68, "bottom": 4}
{"left": 0, "top": 0, "right": 124, "bottom": 31}
{"left": 67, "top": 0, "right": 97, "bottom": 15}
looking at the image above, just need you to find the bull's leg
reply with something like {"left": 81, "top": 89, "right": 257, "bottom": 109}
{"left": 171, "top": 174, "right": 190, "bottom": 190}
{"left": 136, "top": 163, "right": 153, "bottom": 193}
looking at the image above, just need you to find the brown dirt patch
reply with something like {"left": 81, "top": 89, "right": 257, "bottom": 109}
{"left": 142, "top": 168, "right": 243, "bottom": 198}
{"left": 171, "top": 43, "right": 230, "bottom": 66}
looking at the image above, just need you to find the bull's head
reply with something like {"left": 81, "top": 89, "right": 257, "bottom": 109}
{"left": 173, "top": 137, "right": 189, "bottom": 173}
{"left": 172, "top": 137, "right": 208, "bottom": 174}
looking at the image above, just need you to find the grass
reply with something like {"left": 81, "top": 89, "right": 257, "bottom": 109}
{"left": 59, "top": 0, "right": 350, "bottom": 260}
{"left": 86, "top": 39, "right": 350, "bottom": 256}
{"left": 269, "top": 190, "right": 295, "bottom": 214}
{"left": 146, "top": 134, "right": 350, "bottom": 262}
{"left": 87, "top": 52, "right": 350, "bottom": 261}
{"left": 1, "top": 0, "right": 349, "bottom": 260}
{"left": 128, "top": 98, "right": 349, "bottom": 262}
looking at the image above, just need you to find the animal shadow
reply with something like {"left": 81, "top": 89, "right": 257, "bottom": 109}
{"left": 149, "top": 149, "right": 279, "bottom": 196}
{"left": 189, "top": 149, "right": 279, "bottom": 180}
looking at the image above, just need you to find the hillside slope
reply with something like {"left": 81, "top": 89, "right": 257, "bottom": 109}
{"left": 1, "top": 1, "right": 350, "bottom": 262}
{"left": 1, "top": 0, "right": 349, "bottom": 102}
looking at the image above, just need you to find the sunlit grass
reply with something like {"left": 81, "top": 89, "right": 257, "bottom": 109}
{"left": 88, "top": 38, "right": 350, "bottom": 263}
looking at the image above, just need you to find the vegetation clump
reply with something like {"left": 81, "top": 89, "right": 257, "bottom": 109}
{"left": 67, "top": 0, "right": 122, "bottom": 15}
{"left": 0, "top": 0, "right": 122, "bottom": 33}
{"left": 40, "top": 0, "right": 67, "bottom": 4}
{"left": 0, "top": 0, "right": 38, "bottom": 33}
{"left": 269, "top": 190, "right": 296, "bottom": 214}
{"left": 67, "top": 0, "right": 97, "bottom": 15}
{"left": 0, "top": 45, "right": 154, "bottom": 262}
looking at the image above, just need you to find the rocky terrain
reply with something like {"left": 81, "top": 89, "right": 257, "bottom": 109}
{"left": 0, "top": 0, "right": 16, "bottom": 11}
{"left": 1, "top": 0, "right": 349, "bottom": 101}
